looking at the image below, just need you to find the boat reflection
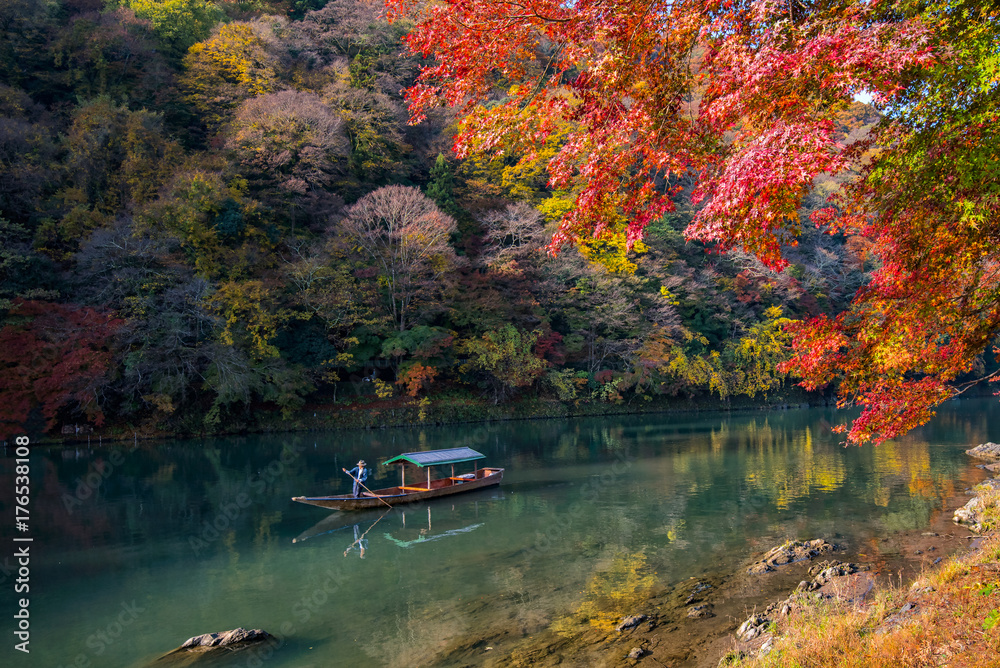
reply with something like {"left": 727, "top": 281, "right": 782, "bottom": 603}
{"left": 292, "top": 487, "right": 504, "bottom": 547}
{"left": 292, "top": 507, "right": 390, "bottom": 544}
{"left": 385, "top": 505, "right": 485, "bottom": 548}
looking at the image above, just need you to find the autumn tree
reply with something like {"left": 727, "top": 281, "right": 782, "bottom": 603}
{"left": 459, "top": 324, "right": 546, "bottom": 403}
{"left": 292, "top": 1, "right": 416, "bottom": 185}
{"left": 0, "top": 300, "right": 122, "bottom": 438}
{"left": 226, "top": 90, "right": 349, "bottom": 222}
{"left": 61, "top": 98, "right": 178, "bottom": 208}
{"left": 282, "top": 240, "right": 383, "bottom": 344}
{"left": 387, "top": 0, "right": 930, "bottom": 258}
{"left": 385, "top": 0, "right": 1000, "bottom": 442}
{"left": 47, "top": 8, "right": 174, "bottom": 107}
{"left": 783, "top": 0, "right": 1000, "bottom": 443}
{"left": 180, "top": 20, "right": 281, "bottom": 128}
{"left": 341, "top": 185, "right": 458, "bottom": 332}
{"left": 138, "top": 169, "right": 264, "bottom": 279}
{"left": 480, "top": 202, "right": 547, "bottom": 274}
{"left": 33, "top": 99, "right": 180, "bottom": 259}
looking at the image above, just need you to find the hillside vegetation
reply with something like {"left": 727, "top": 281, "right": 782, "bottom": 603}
{"left": 0, "top": 0, "right": 890, "bottom": 438}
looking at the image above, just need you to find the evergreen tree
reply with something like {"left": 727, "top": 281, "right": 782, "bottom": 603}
{"left": 426, "top": 154, "right": 458, "bottom": 217}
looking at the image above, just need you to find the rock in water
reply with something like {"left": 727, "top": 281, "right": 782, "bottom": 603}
{"left": 616, "top": 615, "right": 647, "bottom": 633}
{"left": 747, "top": 539, "right": 836, "bottom": 574}
{"left": 178, "top": 628, "right": 272, "bottom": 650}
{"left": 967, "top": 442, "right": 1000, "bottom": 461}
{"left": 687, "top": 604, "right": 714, "bottom": 619}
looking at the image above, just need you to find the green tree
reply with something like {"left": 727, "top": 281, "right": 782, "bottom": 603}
{"left": 426, "top": 153, "right": 458, "bottom": 216}
{"left": 123, "top": 0, "right": 223, "bottom": 55}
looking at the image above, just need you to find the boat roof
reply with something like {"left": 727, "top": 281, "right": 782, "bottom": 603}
{"left": 382, "top": 447, "right": 486, "bottom": 468}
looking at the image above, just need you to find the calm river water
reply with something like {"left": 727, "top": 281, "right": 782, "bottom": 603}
{"left": 1, "top": 400, "right": 994, "bottom": 667}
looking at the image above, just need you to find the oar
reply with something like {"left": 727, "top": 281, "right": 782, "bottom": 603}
{"left": 343, "top": 468, "right": 393, "bottom": 509}
{"left": 344, "top": 509, "right": 390, "bottom": 557}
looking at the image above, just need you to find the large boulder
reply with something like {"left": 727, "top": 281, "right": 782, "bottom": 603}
{"left": 178, "top": 628, "right": 272, "bottom": 650}
{"left": 967, "top": 442, "right": 1000, "bottom": 461}
{"left": 153, "top": 628, "right": 277, "bottom": 667}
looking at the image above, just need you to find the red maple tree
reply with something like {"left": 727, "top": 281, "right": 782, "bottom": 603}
{"left": 388, "top": 0, "right": 1000, "bottom": 443}
{"left": 0, "top": 300, "right": 122, "bottom": 438}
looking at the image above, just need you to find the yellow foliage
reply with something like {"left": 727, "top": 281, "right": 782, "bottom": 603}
{"left": 181, "top": 22, "right": 278, "bottom": 126}
{"left": 554, "top": 552, "right": 657, "bottom": 635}
{"left": 639, "top": 326, "right": 730, "bottom": 397}
{"left": 458, "top": 116, "right": 573, "bottom": 205}
{"left": 142, "top": 393, "right": 176, "bottom": 414}
{"left": 373, "top": 378, "right": 394, "bottom": 399}
{"left": 207, "top": 281, "right": 298, "bottom": 360}
{"left": 727, "top": 306, "right": 795, "bottom": 398}
{"left": 536, "top": 192, "right": 575, "bottom": 224}
{"left": 125, "top": 0, "right": 222, "bottom": 52}
{"left": 659, "top": 286, "right": 680, "bottom": 305}
{"left": 578, "top": 229, "right": 648, "bottom": 274}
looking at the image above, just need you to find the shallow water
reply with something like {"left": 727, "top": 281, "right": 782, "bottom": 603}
{"left": 1, "top": 400, "right": 994, "bottom": 667}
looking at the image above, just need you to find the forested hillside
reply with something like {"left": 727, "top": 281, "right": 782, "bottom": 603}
{"left": 0, "top": 0, "right": 890, "bottom": 439}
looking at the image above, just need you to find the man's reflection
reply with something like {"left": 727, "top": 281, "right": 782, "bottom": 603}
{"left": 344, "top": 523, "right": 368, "bottom": 558}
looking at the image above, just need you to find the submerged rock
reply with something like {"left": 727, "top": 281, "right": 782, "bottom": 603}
{"left": 616, "top": 615, "right": 648, "bottom": 633}
{"left": 687, "top": 604, "right": 714, "bottom": 619}
{"left": 747, "top": 539, "right": 836, "bottom": 574}
{"left": 154, "top": 628, "right": 277, "bottom": 667}
{"left": 628, "top": 646, "right": 645, "bottom": 659}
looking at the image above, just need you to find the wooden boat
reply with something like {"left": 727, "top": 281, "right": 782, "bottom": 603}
{"left": 291, "top": 447, "right": 503, "bottom": 510}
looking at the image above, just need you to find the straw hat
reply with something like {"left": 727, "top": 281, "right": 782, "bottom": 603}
{"left": 358, "top": 460, "right": 366, "bottom": 466}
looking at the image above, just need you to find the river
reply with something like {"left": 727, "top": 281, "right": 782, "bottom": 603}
{"left": 1, "top": 400, "right": 993, "bottom": 667}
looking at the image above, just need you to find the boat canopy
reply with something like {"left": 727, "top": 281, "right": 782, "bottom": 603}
{"left": 382, "top": 447, "right": 486, "bottom": 468}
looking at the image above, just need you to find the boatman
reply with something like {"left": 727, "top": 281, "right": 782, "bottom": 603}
{"left": 343, "top": 460, "right": 369, "bottom": 498}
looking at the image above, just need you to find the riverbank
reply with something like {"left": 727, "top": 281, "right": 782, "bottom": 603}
{"left": 415, "top": 443, "right": 995, "bottom": 668}
{"left": 724, "top": 448, "right": 1000, "bottom": 668}
{"left": 427, "top": 476, "right": 986, "bottom": 667}
{"left": 38, "top": 385, "right": 830, "bottom": 444}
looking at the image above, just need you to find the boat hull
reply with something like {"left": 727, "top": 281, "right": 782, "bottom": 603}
{"left": 292, "top": 468, "right": 504, "bottom": 510}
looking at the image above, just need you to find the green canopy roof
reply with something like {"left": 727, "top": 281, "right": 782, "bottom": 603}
{"left": 382, "top": 447, "right": 486, "bottom": 468}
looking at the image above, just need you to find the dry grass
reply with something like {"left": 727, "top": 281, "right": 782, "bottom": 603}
{"left": 740, "top": 489, "right": 1000, "bottom": 668}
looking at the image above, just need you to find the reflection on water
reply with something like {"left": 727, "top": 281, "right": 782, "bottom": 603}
{"left": 0, "top": 400, "right": 994, "bottom": 667}
{"left": 552, "top": 551, "right": 657, "bottom": 635}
